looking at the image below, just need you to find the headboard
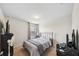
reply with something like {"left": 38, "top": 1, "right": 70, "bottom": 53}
{"left": 40, "top": 32, "right": 53, "bottom": 39}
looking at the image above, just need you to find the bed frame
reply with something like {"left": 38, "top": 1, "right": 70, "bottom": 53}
{"left": 40, "top": 32, "right": 53, "bottom": 39}
{"left": 40, "top": 32, "right": 53, "bottom": 46}
{"left": 23, "top": 32, "right": 53, "bottom": 56}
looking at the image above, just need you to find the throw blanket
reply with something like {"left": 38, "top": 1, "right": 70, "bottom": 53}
{"left": 28, "top": 40, "right": 44, "bottom": 55}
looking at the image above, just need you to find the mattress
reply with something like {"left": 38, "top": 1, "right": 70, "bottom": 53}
{"left": 23, "top": 37, "right": 52, "bottom": 56}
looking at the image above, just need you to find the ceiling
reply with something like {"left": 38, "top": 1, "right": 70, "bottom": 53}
{"left": 0, "top": 3, "right": 73, "bottom": 23}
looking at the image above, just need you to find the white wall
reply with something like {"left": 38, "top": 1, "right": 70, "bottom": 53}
{"left": 72, "top": 4, "right": 79, "bottom": 30}
{"left": 6, "top": 17, "right": 28, "bottom": 48}
{"left": 39, "top": 15, "right": 72, "bottom": 43}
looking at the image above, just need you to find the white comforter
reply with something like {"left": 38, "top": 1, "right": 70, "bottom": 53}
{"left": 23, "top": 37, "right": 52, "bottom": 56}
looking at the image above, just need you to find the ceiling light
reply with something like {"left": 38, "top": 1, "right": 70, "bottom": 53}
{"left": 33, "top": 15, "right": 40, "bottom": 19}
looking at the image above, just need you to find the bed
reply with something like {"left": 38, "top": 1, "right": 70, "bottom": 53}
{"left": 23, "top": 32, "right": 53, "bottom": 56}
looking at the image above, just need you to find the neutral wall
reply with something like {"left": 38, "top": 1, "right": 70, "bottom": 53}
{"left": 6, "top": 17, "right": 28, "bottom": 48}
{"left": 39, "top": 15, "right": 72, "bottom": 43}
{"left": 72, "top": 4, "right": 79, "bottom": 30}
